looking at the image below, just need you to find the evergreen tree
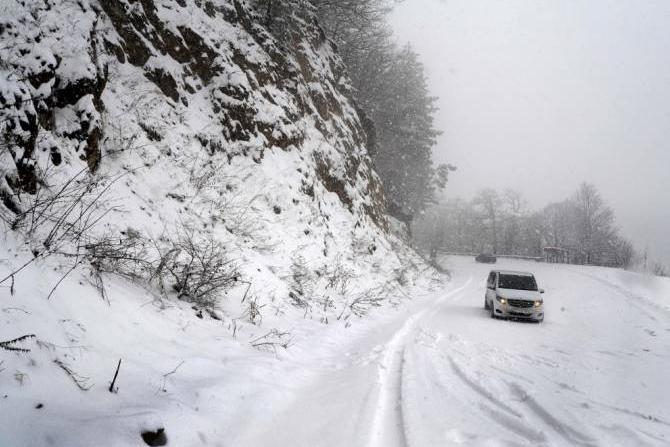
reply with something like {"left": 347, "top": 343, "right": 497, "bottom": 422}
{"left": 312, "top": 1, "right": 453, "bottom": 227}
{"left": 373, "top": 45, "right": 445, "bottom": 223}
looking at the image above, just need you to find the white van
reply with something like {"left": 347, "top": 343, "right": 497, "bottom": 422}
{"left": 484, "top": 270, "right": 544, "bottom": 322}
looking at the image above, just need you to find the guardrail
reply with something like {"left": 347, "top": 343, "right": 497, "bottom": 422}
{"left": 438, "top": 251, "right": 545, "bottom": 262}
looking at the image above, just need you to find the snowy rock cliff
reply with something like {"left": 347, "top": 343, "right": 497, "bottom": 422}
{"left": 0, "top": 0, "right": 437, "bottom": 348}
{"left": 1, "top": 0, "right": 385, "bottom": 221}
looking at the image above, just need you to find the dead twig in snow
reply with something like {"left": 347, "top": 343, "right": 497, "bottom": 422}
{"left": 0, "top": 334, "right": 36, "bottom": 352}
{"left": 157, "top": 360, "right": 185, "bottom": 393}
{"left": 250, "top": 329, "right": 293, "bottom": 355}
{"left": 163, "top": 360, "right": 185, "bottom": 378}
{"left": 54, "top": 359, "right": 92, "bottom": 391}
{"left": 47, "top": 255, "right": 84, "bottom": 300}
{"left": 1, "top": 307, "right": 30, "bottom": 314}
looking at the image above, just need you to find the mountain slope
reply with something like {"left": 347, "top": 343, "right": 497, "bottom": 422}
{"left": 0, "top": 1, "right": 439, "bottom": 444}
{"left": 0, "top": 0, "right": 424, "bottom": 321}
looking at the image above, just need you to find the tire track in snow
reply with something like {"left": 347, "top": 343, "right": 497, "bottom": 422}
{"left": 367, "top": 279, "right": 473, "bottom": 447}
{"left": 448, "top": 356, "right": 522, "bottom": 418}
{"left": 421, "top": 352, "right": 548, "bottom": 444}
{"left": 586, "top": 399, "right": 670, "bottom": 428}
{"left": 476, "top": 401, "right": 548, "bottom": 444}
{"left": 509, "top": 382, "right": 597, "bottom": 446}
{"left": 368, "top": 320, "right": 411, "bottom": 447}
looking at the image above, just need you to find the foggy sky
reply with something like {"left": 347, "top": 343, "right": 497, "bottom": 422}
{"left": 390, "top": 0, "right": 670, "bottom": 266}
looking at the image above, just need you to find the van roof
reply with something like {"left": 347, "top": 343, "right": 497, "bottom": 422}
{"left": 492, "top": 270, "right": 535, "bottom": 276}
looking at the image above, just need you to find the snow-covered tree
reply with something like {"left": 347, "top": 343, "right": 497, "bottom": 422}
{"left": 473, "top": 188, "right": 502, "bottom": 254}
{"left": 570, "top": 182, "right": 616, "bottom": 264}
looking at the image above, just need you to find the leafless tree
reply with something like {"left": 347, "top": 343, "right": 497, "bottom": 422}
{"left": 571, "top": 183, "right": 615, "bottom": 264}
{"left": 473, "top": 188, "right": 502, "bottom": 254}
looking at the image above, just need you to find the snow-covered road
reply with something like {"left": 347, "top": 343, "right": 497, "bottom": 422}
{"left": 234, "top": 256, "right": 670, "bottom": 447}
{"left": 3, "top": 255, "right": 669, "bottom": 446}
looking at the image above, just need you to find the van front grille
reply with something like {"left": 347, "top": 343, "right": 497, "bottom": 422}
{"left": 508, "top": 299, "right": 534, "bottom": 308}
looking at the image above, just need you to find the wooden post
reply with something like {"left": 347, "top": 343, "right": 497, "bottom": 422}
{"left": 109, "top": 359, "right": 121, "bottom": 393}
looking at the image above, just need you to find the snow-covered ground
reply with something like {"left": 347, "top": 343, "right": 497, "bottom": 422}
{"left": 3, "top": 254, "right": 669, "bottom": 446}
{"left": 233, "top": 255, "right": 670, "bottom": 447}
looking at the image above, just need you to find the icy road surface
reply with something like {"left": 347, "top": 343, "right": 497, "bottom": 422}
{"left": 233, "top": 256, "right": 670, "bottom": 447}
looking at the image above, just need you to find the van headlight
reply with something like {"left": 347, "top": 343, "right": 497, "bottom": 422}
{"left": 534, "top": 300, "right": 543, "bottom": 307}
{"left": 496, "top": 295, "right": 506, "bottom": 304}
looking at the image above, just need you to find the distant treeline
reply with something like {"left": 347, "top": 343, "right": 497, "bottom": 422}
{"left": 414, "top": 183, "right": 665, "bottom": 274}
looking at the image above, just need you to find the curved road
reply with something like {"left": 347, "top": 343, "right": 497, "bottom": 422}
{"left": 236, "top": 256, "right": 670, "bottom": 447}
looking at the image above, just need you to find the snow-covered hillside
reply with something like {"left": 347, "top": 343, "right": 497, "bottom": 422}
{"left": 0, "top": 0, "right": 430, "bottom": 329}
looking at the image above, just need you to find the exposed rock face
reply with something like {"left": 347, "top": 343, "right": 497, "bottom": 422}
{"left": 0, "top": 0, "right": 411, "bottom": 324}
{"left": 1, "top": 1, "right": 107, "bottom": 195}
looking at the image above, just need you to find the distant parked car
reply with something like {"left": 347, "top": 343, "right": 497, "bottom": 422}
{"left": 475, "top": 253, "right": 497, "bottom": 263}
{"left": 484, "top": 270, "right": 544, "bottom": 322}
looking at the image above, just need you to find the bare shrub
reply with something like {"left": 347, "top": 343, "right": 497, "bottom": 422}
{"left": 10, "top": 167, "right": 118, "bottom": 251}
{"left": 323, "top": 256, "right": 357, "bottom": 295}
{"left": 289, "top": 254, "right": 314, "bottom": 301}
{"left": 70, "top": 223, "right": 239, "bottom": 308}
{"left": 179, "top": 155, "right": 275, "bottom": 250}
{"left": 153, "top": 227, "right": 239, "bottom": 307}
{"left": 240, "top": 293, "right": 265, "bottom": 325}
{"left": 182, "top": 153, "right": 228, "bottom": 199}
{"left": 0, "top": 168, "right": 120, "bottom": 294}
{"left": 81, "top": 228, "right": 154, "bottom": 301}
{"left": 85, "top": 228, "right": 152, "bottom": 281}
{"left": 288, "top": 290, "right": 311, "bottom": 309}
{"left": 348, "top": 286, "right": 388, "bottom": 317}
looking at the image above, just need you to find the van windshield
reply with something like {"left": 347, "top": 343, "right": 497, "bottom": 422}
{"left": 498, "top": 274, "right": 538, "bottom": 291}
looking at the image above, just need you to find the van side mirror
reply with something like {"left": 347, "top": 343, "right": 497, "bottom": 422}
{"left": 539, "top": 288, "right": 545, "bottom": 294}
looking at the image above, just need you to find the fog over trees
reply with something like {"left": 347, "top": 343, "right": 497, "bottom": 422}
{"left": 413, "top": 183, "right": 647, "bottom": 271}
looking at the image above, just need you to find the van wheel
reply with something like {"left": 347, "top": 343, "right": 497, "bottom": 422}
{"left": 484, "top": 297, "right": 490, "bottom": 310}
{"left": 490, "top": 303, "right": 496, "bottom": 319}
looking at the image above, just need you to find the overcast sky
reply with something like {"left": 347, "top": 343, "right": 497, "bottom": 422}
{"left": 390, "top": 0, "right": 670, "bottom": 266}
